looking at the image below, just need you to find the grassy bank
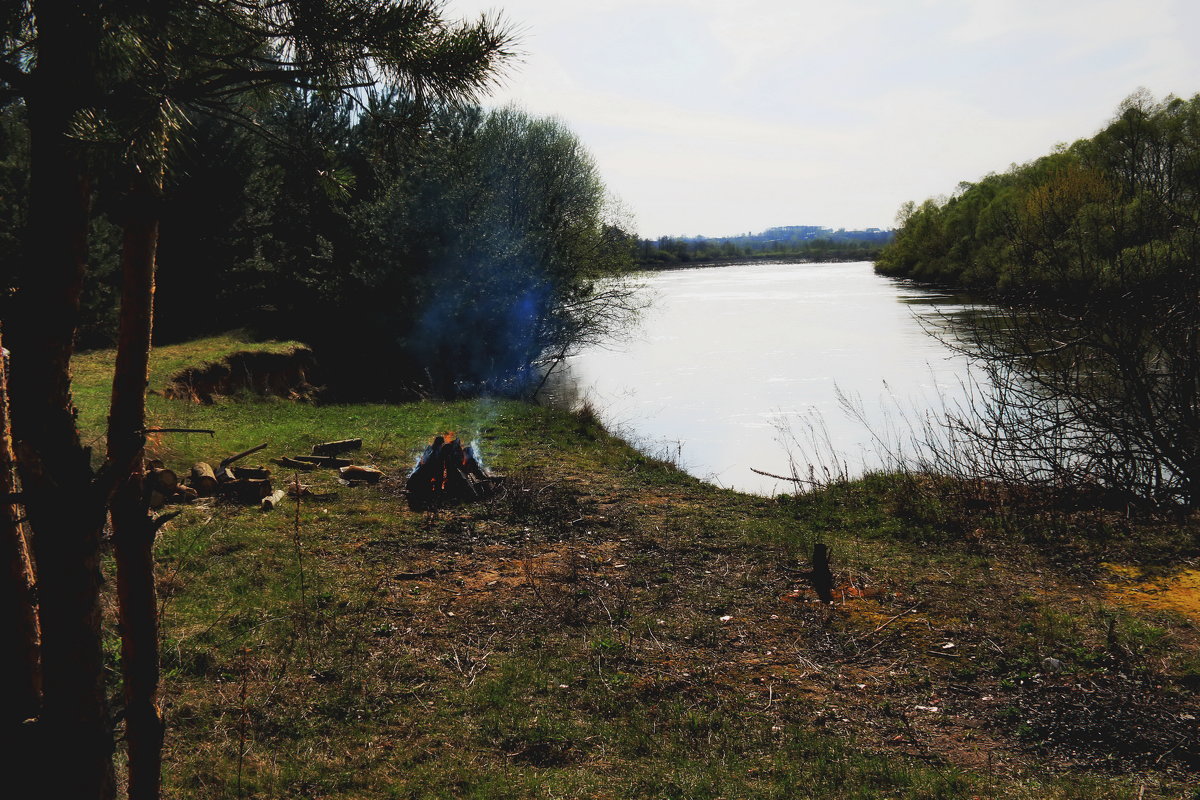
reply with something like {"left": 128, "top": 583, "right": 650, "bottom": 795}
{"left": 73, "top": 338, "right": 1200, "bottom": 799}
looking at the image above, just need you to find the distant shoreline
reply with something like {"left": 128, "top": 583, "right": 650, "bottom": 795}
{"left": 637, "top": 253, "right": 881, "bottom": 271}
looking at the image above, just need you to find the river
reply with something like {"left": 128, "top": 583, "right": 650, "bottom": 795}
{"left": 541, "top": 260, "right": 985, "bottom": 495}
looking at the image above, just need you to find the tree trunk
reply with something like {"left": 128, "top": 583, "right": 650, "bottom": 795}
{"left": 0, "top": 325, "right": 41, "bottom": 740}
{"left": 11, "top": 118, "right": 117, "bottom": 800}
{"left": 108, "top": 170, "right": 165, "bottom": 800}
{"left": 9, "top": 6, "right": 116, "bottom": 786}
{"left": 6, "top": 7, "right": 115, "bottom": 796}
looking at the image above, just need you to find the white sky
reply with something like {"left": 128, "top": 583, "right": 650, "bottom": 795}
{"left": 447, "top": 0, "right": 1200, "bottom": 238}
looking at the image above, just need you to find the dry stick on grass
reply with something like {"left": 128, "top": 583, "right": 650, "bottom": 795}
{"left": 141, "top": 427, "right": 215, "bottom": 436}
{"left": 394, "top": 567, "right": 438, "bottom": 580}
{"left": 860, "top": 604, "right": 923, "bottom": 639}
{"left": 220, "top": 442, "right": 268, "bottom": 469}
{"left": 236, "top": 645, "right": 250, "bottom": 798}
{"left": 290, "top": 473, "right": 314, "bottom": 668}
{"left": 521, "top": 551, "right": 545, "bottom": 605}
{"left": 844, "top": 604, "right": 924, "bottom": 661}
{"left": 447, "top": 634, "right": 499, "bottom": 686}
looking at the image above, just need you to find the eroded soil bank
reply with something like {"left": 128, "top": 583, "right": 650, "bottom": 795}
{"left": 163, "top": 345, "right": 320, "bottom": 403}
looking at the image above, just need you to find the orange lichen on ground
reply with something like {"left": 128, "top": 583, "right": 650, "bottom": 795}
{"left": 1101, "top": 563, "right": 1200, "bottom": 621}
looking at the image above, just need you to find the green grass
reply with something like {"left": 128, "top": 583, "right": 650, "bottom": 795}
{"left": 71, "top": 335, "right": 1200, "bottom": 799}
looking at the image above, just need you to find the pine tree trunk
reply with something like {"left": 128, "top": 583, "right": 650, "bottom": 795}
{"left": 108, "top": 171, "right": 165, "bottom": 800}
{"left": 7, "top": 5, "right": 116, "bottom": 797}
{"left": 11, "top": 125, "right": 117, "bottom": 800}
{"left": 0, "top": 325, "right": 41, "bottom": 744}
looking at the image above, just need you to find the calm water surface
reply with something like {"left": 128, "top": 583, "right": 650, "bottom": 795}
{"left": 543, "top": 261, "right": 984, "bottom": 494}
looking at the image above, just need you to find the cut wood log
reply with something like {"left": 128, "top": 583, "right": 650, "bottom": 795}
{"left": 146, "top": 467, "right": 178, "bottom": 493}
{"left": 339, "top": 465, "right": 383, "bottom": 484}
{"left": 292, "top": 455, "right": 352, "bottom": 468}
{"left": 189, "top": 462, "right": 217, "bottom": 495}
{"left": 219, "top": 442, "right": 268, "bottom": 468}
{"left": 312, "top": 438, "right": 362, "bottom": 456}
{"left": 261, "top": 489, "right": 287, "bottom": 510}
{"left": 219, "top": 478, "right": 272, "bottom": 503}
{"left": 176, "top": 486, "right": 199, "bottom": 502}
{"left": 232, "top": 465, "right": 271, "bottom": 480}
{"left": 272, "top": 456, "right": 316, "bottom": 471}
{"left": 146, "top": 459, "right": 165, "bottom": 471}
{"left": 148, "top": 490, "right": 166, "bottom": 510}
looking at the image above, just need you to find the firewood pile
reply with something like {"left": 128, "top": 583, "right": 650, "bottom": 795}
{"left": 405, "top": 433, "right": 502, "bottom": 510}
{"left": 144, "top": 442, "right": 276, "bottom": 509}
{"left": 146, "top": 437, "right": 385, "bottom": 511}
{"left": 272, "top": 438, "right": 384, "bottom": 487}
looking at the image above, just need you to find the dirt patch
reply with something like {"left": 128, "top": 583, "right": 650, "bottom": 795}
{"left": 163, "top": 347, "right": 320, "bottom": 403}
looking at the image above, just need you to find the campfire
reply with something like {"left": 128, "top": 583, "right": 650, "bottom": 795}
{"left": 405, "top": 432, "right": 502, "bottom": 510}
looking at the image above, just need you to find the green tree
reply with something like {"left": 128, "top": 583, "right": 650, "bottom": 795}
{"left": 303, "top": 105, "right": 639, "bottom": 397}
{"left": 0, "top": 3, "right": 513, "bottom": 797}
{"left": 880, "top": 91, "right": 1200, "bottom": 508}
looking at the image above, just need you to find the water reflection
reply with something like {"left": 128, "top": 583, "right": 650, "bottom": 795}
{"left": 541, "top": 261, "right": 988, "bottom": 495}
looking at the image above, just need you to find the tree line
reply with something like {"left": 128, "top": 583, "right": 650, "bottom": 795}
{"left": 0, "top": 88, "right": 636, "bottom": 401}
{"left": 875, "top": 90, "right": 1200, "bottom": 298}
{"left": 875, "top": 91, "right": 1200, "bottom": 511}
{"left": 639, "top": 226, "right": 891, "bottom": 267}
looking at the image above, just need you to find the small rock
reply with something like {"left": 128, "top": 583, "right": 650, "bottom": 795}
{"left": 1041, "top": 657, "right": 1065, "bottom": 673}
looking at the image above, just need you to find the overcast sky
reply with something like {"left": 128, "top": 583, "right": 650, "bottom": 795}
{"left": 446, "top": 0, "right": 1200, "bottom": 238}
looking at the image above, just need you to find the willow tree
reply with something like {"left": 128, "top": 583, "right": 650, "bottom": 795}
{"left": 0, "top": 2, "right": 512, "bottom": 797}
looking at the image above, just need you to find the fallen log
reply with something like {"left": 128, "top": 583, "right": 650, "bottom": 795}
{"left": 292, "top": 455, "right": 352, "bottom": 468}
{"left": 219, "top": 478, "right": 272, "bottom": 503}
{"left": 232, "top": 466, "right": 271, "bottom": 480}
{"left": 312, "top": 438, "right": 363, "bottom": 456}
{"left": 189, "top": 462, "right": 218, "bottom": 495}
{"left": 339, "top": 465, "right": 383, "bottom": 484}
